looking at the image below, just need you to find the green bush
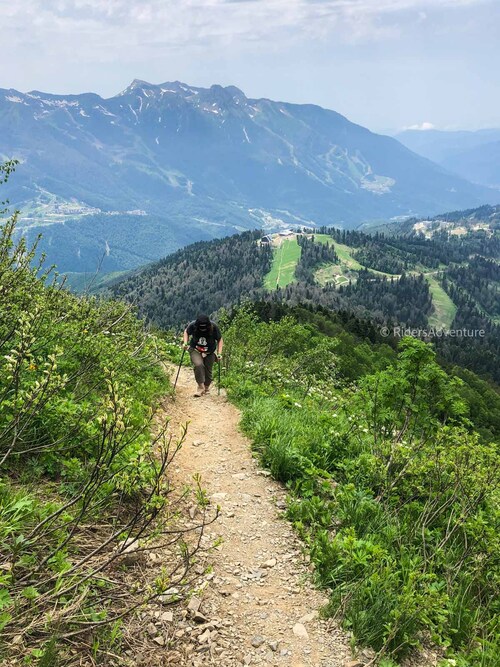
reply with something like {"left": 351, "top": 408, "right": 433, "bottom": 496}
{"left": 222, "top": 304, "right": 500, "bottom": 665}
{"left": 0, "top": 164, "right": 211, "bottom": 663}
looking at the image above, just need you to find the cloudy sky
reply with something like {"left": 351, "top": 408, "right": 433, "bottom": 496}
{"left": 3, "top": 0, "right": 499, "bottom": 133}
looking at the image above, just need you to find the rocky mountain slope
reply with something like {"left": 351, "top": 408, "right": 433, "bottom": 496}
{"left": 2, "top": 80, "right": 498, "bottom": 273}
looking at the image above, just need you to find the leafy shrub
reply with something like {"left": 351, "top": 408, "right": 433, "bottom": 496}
{"left": 0, "top": 163, "right": 214, "bottom": 663}
{"left": 222, "top": 303, "right": 500, "bottom": 665}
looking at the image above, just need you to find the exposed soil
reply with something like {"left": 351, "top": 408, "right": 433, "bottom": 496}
{"left": 156, "top": 363, "right": 355, "bottom": 667}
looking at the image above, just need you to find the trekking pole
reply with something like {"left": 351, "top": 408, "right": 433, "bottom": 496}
{"left": 173, "top": 348, "right": 186, "bottom": 393}
{"left": 218, "top": 355, "right": 221, "bottom": 396}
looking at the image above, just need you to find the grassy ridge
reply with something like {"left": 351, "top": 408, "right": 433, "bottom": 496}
{"left": 314, "top": 234, "right": 458, "bottom": 329}
{"left": 313, "top": 234, "right": 400, "bottom": 285}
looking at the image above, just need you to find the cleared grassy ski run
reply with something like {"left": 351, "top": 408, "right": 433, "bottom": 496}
{"left": 264, "top": 237, "right": 302, "bottom": 289}
{"left": 426, "top": 274, "right": 457, "bottom": 329}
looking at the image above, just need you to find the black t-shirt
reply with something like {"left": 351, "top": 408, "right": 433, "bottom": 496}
{"left": 187, "top": 321, "right": 221, "bottom": 354}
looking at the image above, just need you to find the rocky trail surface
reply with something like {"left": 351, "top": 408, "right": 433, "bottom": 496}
{"left": 151, "top": 364, "right": 359, "bottom": 667}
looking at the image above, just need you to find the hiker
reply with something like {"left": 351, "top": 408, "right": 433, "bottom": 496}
{"left": 183, "top": 315, "right": 223, "bottom": 397}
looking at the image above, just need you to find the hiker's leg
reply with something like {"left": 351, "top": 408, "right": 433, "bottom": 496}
{"left": 204, "top": 353, "right": 215, "bottom": 388}
{"left": 189, "top": 350, "right": 206, "bottom": 386}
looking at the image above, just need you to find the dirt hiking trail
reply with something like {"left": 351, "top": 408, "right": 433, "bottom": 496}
{"left": 161, "top": 364, "right": 356, "bottom": 667}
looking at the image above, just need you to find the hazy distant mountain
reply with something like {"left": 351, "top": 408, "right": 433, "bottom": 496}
{"left": 1, "top": 80, "right": 497, "bottom": 273}
{"left": 396, "top": 129, "right": 500, "bottom": 188}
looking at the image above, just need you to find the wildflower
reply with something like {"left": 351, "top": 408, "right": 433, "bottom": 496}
{"left": 28, "top": 363, "right": 37, "bottom": 371}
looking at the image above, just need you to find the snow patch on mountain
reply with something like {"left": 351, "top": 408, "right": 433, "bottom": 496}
{"left": 360, "top": 175, "right": 396, "bottom": 194}
{"left": 6, "top": 95, "right": 26, "bottom": 104}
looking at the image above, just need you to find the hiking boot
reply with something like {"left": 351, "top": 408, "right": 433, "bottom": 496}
{"left": 194, "top": 385, "right": 205, "bottom": 397}
{"left": 204, "top": 385, "right": 210, "bottom": 394}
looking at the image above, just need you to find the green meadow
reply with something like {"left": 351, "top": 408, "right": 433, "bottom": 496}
{"left": 264, "top": 237, "right": 302, "bottom": 289}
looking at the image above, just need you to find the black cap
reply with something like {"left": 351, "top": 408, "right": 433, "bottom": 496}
{"left": 196, "top": 314, "right": 210, "bottom": 330}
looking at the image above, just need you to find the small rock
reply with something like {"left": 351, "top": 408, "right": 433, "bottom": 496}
{"left": 344, "top": 661, "right": 365, "bottom": 667}
{"left": 251, "top": 635, "right": 265, "bottom": 648}
{"left": 198, "top": 629, "right": 211, "bottom": 644}
{"left": 262, "top": 558, "right": 277, "bottom": 568}
{"left": 276, "top": 499, "right": 287, "bottom": 510}
{"left": 146, "top": 623, "right": 157, "bottom": 637}
{"left": 117, "top": 538, "right": 140, "bottom": 565}
{"left": 268, "top": 640, "right": 279, "bottom": 652}
{"left": 153, "top": 635, "right": 165, "bottom": 646}
{"left": 188, "top": 596, "right": 202, "bottom": 614}
{"left": 160, "top": 611, "right": 174, "bottom": 622}
{"left": 159, "top": 587, "right": 180, "bottom": 604}
{"left": 299, "top": 611, "right": 317, "bottom": 624}
{"left": 292, "top": 623, "right": 309, "bottom": 639}
{"left": 243, "top": 655, "right": 252, "bottom": 665}
{"left": 193, "top": 611, "right": 208, "bottom": 624}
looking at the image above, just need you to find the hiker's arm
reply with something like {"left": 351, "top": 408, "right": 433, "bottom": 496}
{"left": 217, "top": 337, "right": 224, "bottom": 355}
{"left": 183, "top": 328, "right": 189, "bottom": 348}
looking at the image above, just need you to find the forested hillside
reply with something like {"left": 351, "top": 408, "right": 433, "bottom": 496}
{"left": 364, "top": 203, "right": 500, "bottom": 237}
{"left": 111, "top": 214, "right": 500, "bottom": 383}
{"left": 111, "top": 231, "right": 272, "bottom": 328}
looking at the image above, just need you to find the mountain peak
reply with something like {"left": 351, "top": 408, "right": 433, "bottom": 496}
{"left": 116, "top": 79, "right": 247, "bottom": 104}
{"left": 117, "top": 78, "right": 156, "bottom": 96}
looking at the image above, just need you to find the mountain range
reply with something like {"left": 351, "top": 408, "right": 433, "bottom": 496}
{"left": 397, "top": 128, "right": 500, "bottom": 189}
{"left": 1, "top": 80, "right": 498, "bottom": 273}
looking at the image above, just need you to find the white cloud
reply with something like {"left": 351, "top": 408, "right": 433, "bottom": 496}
{"left": 405, "top": 122, "right": 436, "bottom": 130}
{"left": 3, "top": 0, "right": 493, "bottom": 58}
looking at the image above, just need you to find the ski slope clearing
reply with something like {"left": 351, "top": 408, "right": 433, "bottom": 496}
{"left": 264, "top": 237, "right": 302, "bottom": 289}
